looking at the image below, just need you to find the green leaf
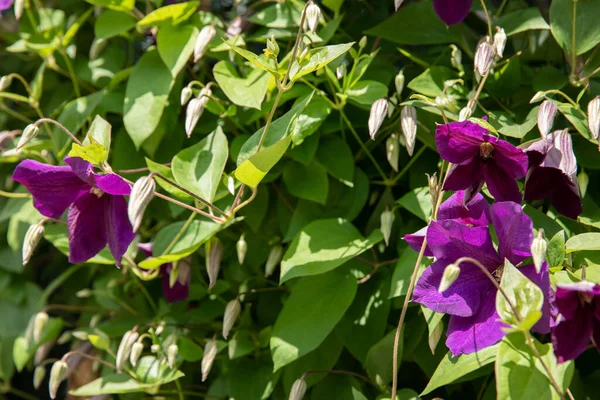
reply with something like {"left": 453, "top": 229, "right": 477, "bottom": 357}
{"left": 229, "top": 354, "right": 280, "bottom": 400}
{"left": 408, "top": 66, "right": 461, "bottom": 97}
{"left": 291, "top": 96, "right": 331, "bottom": 145}
{"left": 556, "top": 102, "right": 594, "bottom": 142}
{"left": 83, "top": 115, "right": 112, "bottom": 151}
{"left": 282, "top": 161, "right": 329, "bottom": 204}
{"left": 172, "top": 127, "right": 228, "bottom": 203}
{"left": 270, "top": 270, "right": 357, "bottom": 371}
{"left": 347, "top": 80, "right": 389, "bottom": 107}
{"left": 95, "top": 10, "right": 137, "bottom": 39}
{"left": 157, "top": 24, "right": 198, "bottom": 77}
{"left": 493, "top": 106, "right": 538, "bottom": 139}
{"left": 177, "top": 337, "right": 203, "bottom": 362}
{"left": 88, "top": 332, "right": 110, "bottom": 351}
{"left": 390, "top": 247, "right": 430, "bottom": 298}
{"left": 322, "top": 0, "right": 345, "bottom": 14}
{"left": 145, "top": 158, "right": 192, "bottom": 201}
{"left": 365, "top": 330, "right": 401, "bottom": 387}
{"left": 496, "top": 333, "right": 574, "bottom": 400}
{"left": 495, "top": 8, "right": 550, "bottom": 36}
{"left": 547, "top": 230, "right": 566, "bottom": 267}
{"left": 421, "top": 344, "right": 499, "bottom": 396}
{"left": 226, "top": 43, "right": 280, "bottom": 77}
{"left": 68, "top": 140, "right": 108, "bottom": 165}
{"left": 70, "top": 371, "right": 184, "bottom": 395}
{"left": 316, "top": 135, "right": 354, "bottom": 186}
{"left": 550, "top": 0, "right": 600, "bottom": 56}
{"left": 137, "top": 1, "right": 199, "bottom": 28}
{"left": 566, "top": 233, "right": 600, "bottom": 253}
{"left": 213, "top": 61, "right": 271, "bottom": 109}
{"left": 123, "top": 49, "right": 175, "bottom": 149}
{"left": 247, "top": 2, "right": 302, "bottom": 28}
{"left": 235, "top": 136, "right": 292, "bottom": 187}
{"left": 397, "top": 187, "right": 432, "bottom": 222}
{"left": 85, "top": 0, "right": 135, "bottom": 12}
{"left": 280, "top": 218, "right": 382, "bottom": 283}
{"left": 290, "top": 43, "right": 354, "bottom": 82}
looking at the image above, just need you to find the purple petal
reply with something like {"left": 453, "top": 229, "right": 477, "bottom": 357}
{"left": 413, "top": 259, "right": 494, "bottom": 317}
{"left": 0, "top": 0, "right": 14, "bottom": 11}
{"left": 161, "top": 265, "right": 190, "bottom": 303}
{"left": 436, "top": 121, "right": 484, "bottom": 165}
{"left": 65, "top": 157, "right": 96, "bottom": 186}
{"left": 12, "top": 159, "right": 89, "bottom": 219}
{"left": 68, "top": 192, "right": 108, "bottom": 264}
{"left": 446, "top": 293, "right": 507, "bottom": 355}
{"left": 65, "top": 157, "right": 131, "bottom": 196}
{"left": 490, "top": 136, "right": 528, "bottom": 179}
{"left": 443, "top": 160, "right": 484, "bottom": 192}
{"left": 552, "top": 310, "right": 593, "bottom": 363}
{"left": 139, "top": 243, "right": 154, "bottom": 257}
{"left": 426, "top": 220, "right": 501, "bottom": 269}
{"left": 404, "top": 227, "right": 434, "bottom": 257}
{"left": 520, "top": 263, "right": 552, "bottom": 334}
{"left": 483, "top": 161, "right": 522, "bottom": 203}
{"left": 549, "top": 175, "right": 582, "bottom": 220}
{"left": 437, "top": 191, "right": 490, "bottom": 227}
{"left": 433, "top": 0, "right": 472, "bottom": 26}
{"left": 489, "top": 202, "right": 533, "bottom": 265}
{"left": 555, "top": 282, "right": 600, "bottom": 320}
{"left": 524, "top": 166, "right": 582, "bottom": 219}
{"left": 104, "top": 195, "right": 135, "bottom": 267}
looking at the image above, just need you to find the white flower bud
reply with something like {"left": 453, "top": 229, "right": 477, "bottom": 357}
{"left": 89, "top": 38, "right": 107, "bottom": 61}
{"left": 48, "top": 360, "right": 68, "bottom": 399}
{"left": 305, "top": 3, "right": 321, "bottom": 33}
{"left": 116, "top": 330, "right": 139, "bottom": 372}
{"left": 167, "top": 344, "right": 178, "bottom": 369}
{"left": 493, "top": 27, "right": 507, "bottom": 58}
{"left": 395, "top": 0, "right": 404, "bottom": 11}
{"left": 380, "top": 208, "right": 395, "bottom": 247}
{"left": 223, "top": 300, "right": 241, "bottom": 339}
{"left": 394, "top": 70, "right": 405, "bottom": 97}
{"left": 400, "top": 105, "right": 417, "bottom": 156}
{"left": 236, "top": 234, "right": 247, "bottom": 265}
{"left": 427, "top": 173, "right": 438, "bottom": 204}
{"left": 386, "top": 134, "right": 399, "bottom": 172}
{"left": 530, "top": 91, "right": 545, "bottom": 103}
{"left": 194, "top": 25, "right": 216, "bottom": 63}
{"left": 206, "top": 238, "right": 223, "bottom": 289}
{"left": 201, "top": 339, "right": 218, "bottom": 381}
{"left": 336, "top": 63, "right": 347, "bottom": 80}
{"left": 22, "top": 222, "right": 44, "bottom": 265}
{"left": 185, "top": 98, "right": 205, "bottom": 138}
{"left": 587, "top": 96, "right": 600, "bottom": 140}
{"left": 35, "top": 341, "right": 53, "bottom": 365}
{"left": 130, "top": 342, "right": 143, "bottom": 367}
{"left": 71, "top": 330, "right": 88, "bottom": 341}
{"left": 155, "top": 322, "right": 165, "bottom": 336}
{"left": 265, "top": 245, "right": 283, "bottom": 278}
{"left": 537, "top": 100, "right": 557, "bottom": 139}
{"left": 438, "top": 263, "right": 461, "bottom": 293}
{"left": 128, "top": 176, "right": 155, "bottom": 232}
{"left": 0, "top": 75, "right": 12, "bottom": 91}
{"left": 368, "top": 98, "right": 388, "bottom": 140}
{"left": 532, "top": 229, "right": 547, "bottom": 273}
{"left": 289, "top": 378, "right": 307, "bottom": 400}
{"left": 458, "top": 107, "right": 472, "bottom": 122}
{"left": 14, "top": 0, "right": 25, "bottom": 21}
{"left": 358, "top": 36, "right": 367, "bottom": 50}
{"left": 76, "top": 289, "right": 93, "bottom": 298}
{"left": 34, "top": 365, "right": 45, "bottom": 389}
{"left": 17, "top": 124, "right": 40, "bottom": 150}
{"left": 474, "top": 42, "right": 495, "bottom": 76}
{"left": 151, "top": 343, "right": 160, "bottom": 353}
{"left": 33, "top": 312, "right": 49, "bottom": 344}
{"left": 180, "top": 86, "right": 193, "bottom": 106}
{"left": 57, "top": 332, "right": 71, "bottom": 345}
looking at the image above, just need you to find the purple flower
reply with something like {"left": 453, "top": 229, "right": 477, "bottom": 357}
{"left": 433, "top": 0, "right": 472, "bottom": 25}
{"left": 404, "top": 190, "right": 490, "bottom": 256}
{"left": 12, "top": 158, "right": 134, "bottom": 266}
{"left": 139, "top": 243, "right": 190, "bottom": 303}
{"left": 437, "top": 121, "right": 528, "bottom": 204}
{"left": 551, "top": 281, "right": 600, "bottom": 363}
{"left": 0, "top": 0, "right": 13, "bottom": 11}
{"left": 524, "top": 129, "right": 582, "bottom": 219}
{"left": 413, "top": 201, "right": 552, "bottom": 355}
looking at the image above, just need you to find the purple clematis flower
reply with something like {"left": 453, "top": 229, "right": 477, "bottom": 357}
{"left": 433, "top": 0, "right": 472, "bottom": 26}
{"left": 0, "top": 0, "right": 13, "bottom": 11}
{"left": 413, "top": 201, "right": 552, "bottom": 355}
{"left": 404, "top": 190, "right": 490, "bottom": 256}
{"left": 12, "top": 157, "right": 135, "bottom": 266}
{"left": 139, "top": 243, "right": 190, "bottom": 303}
{"left": 523, "top": 129, "right": 582, "bottom": 219}
{"left": 551, "top": 281, "right": 600, "bottom": 363}
{"left": 437, "top": 121, "right": 528, "bottom": 204}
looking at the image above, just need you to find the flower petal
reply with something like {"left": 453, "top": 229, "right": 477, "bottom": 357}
{"left": 433, "top": 0, "right": 472, "bottom": 26}
{"left": 524, "top": 166, "right": 582, "bottom": 219}
{"left": 483, "top": 161, "right": 522, "bottom": 203}
{"left": 161, "top": 265, "right": 190, "bottom": 303}
{"left": 403, "top": 227, "right": 433, "bottom": 257}
{"left": 138, "top": 242, "right": 154, "bottom": 257}
{"left": 95, "top": 174, "right": 132, "bottom": 196}
{"left": 437, "top": 191, "right": 490, "bottom": 227}
{"left": 552, "top": 309, "right": 593, "bottom": 363}
{"left": 555, "top": 282, "right": 600, "bottom": 320}
{"left": 436, "top": 121, "right": 484, "bottom": 164}
{"left": 520, "top": 263, "right": 552, "bottom": 334}
{"left": 490, "top": 136, "right": 528, "bottom": 179}
{"left": 68, "top": 192, "right": 108, "bottom": 264}
{"left": 104, "top": 195, "right": 135, "bottom": 267}
{"left": 12, "top": 159, "right": 89, "bottom": 219}
{"left": 443, "top": 160, "right": 484, "bottom": 192}
{"left": 489, "top": 202, "right": 533, "bottom": 265}
{"left": 64, "top": 157, "right": 96, "bottom": 186}
{"left": 550, "top": 176, "right": 582, "bottom": 220}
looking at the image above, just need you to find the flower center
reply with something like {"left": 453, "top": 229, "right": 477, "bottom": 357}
{"left": 479, "top": 142, "right": 494, "bottom": 160}
{"left": 578, "top": 291, "right": 594, "bottom": 305}
{"left": 90, "top": 187, "right": 104, "bottom": 198}
{"left": 493, "top": 264, "right": 504, "bottom": 283}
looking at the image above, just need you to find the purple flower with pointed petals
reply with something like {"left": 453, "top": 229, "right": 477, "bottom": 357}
{"left": 413, "top": 202, "right": 552, "bottom": 355}
{"left": 524, "top": 129, "right": 582, "bottom": 219}
{"left": 437, "top": 121, "right": 528, "bottom": 204}
{"left": 12, "top": 157, "right": 135, "bottom": 266}
{"left": 0, "top": 0, "right": 13, "bottom": 11}
{"left": 551, "top": 281, "right": 600, "bottom": 362}
{"left": 404, "top": 190, "right": 490, "bottom": 256}
{"left": 139, "top": 243, "right": 190, "bottom": 303}
{"left": 433, "top": 0, "right": 472, "bottom": 25}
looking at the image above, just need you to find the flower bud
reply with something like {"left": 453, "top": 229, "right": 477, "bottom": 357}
{"left": 474, "top": 42, "right": 495, "bottom": 76}
{"left": 0, "top": 75, "right": 12, "bottom": 91}
{"left": 359, "top": 36, "right": 367, "bottom": 51}
{"left": 537, "top": 100, "right": 557, "bottom": 139}
{"left": 380, "top": 208, "right": 395, "bottom": 246}
{"left": 48, "top": 360, "right": 68, "bottom": 399}
{"left": 400, "top": 105, "right": 417, "bottom": 156}
{"left": 450, "top": 45, "right": 462, "bottom": 72}
{"left": 532, "top": 229, "right": 547, "bottom": 273}
{"left": 194, "top": 25, "right": 216, "bottom": 63}
{"left": 14, "top": 0, "right": 25, "bottom": 21}
{"left": 236, "top": 234, "right": 247, "bottom": 265}
{"left": 130, "top": 342, "right": 143, "bottom": 367}
{"left": 530, "top": 91, "right": 545, "bottom": 103}
{"left": 266, "top": 35, "right": 279, "bottom": 58}
{"left": 116, "top": 330, "right": 139, "bottom": 372}
{"left": 222, "top": 299, "right": 241, "bottom": 339}
{"left": 180, "top": 86, "right": 192, "bottom": 106}
{"left": 34, "top": 365, "right": 45, "bottom": 389}
{"left": 394, "top": 70, "right": 405, "bottom": 97}
{"left": 386, "top": 134, "right": 399, "bottom": 172}
{"left": 493, "top": 27, "right": 507, "bottom": 58}
{"left": 33, "top": 311, "right": 49, "bottom": 344}
{"left": 155, "top": 322, "right": 165, "bottom": 336}
{"left": 185, "top": 97, "right": 205, "bottom": 138}
{"left": 76, "top": 288, "right": 93, "bottom": 298}
{"left": 35, "top": 341, "right": 53, "bottom": 365}
{"left": 289, "top": 378, "right": 307, "bottom": 400}
{"left": 265, "top": 245, "right": 283, "bottom": 278}
{"left": 368, "top": 98, "right": 388, "bottom": 140}
{"left": 57, "top": 332, "right": 71, "bottom": 345}
{"left": 336, "top": 63, "right": 347, "bottom": 80}
{"left": 71, "top": 330, "right": 88, "bottom": 341}
{"left": 426, "top": 173, "right": 438, "bottom": 207}
{"left": 305, "top": 3, "right": 321, "bottom": 33}
{"left": 587, "top": 96, "right": 600, "bottom": 140}
{"left": 89, "top": 38, "right": 107, "bottom": 61}
{"left": 438, "top": 263, "right": 461, "bottom": 293}
{"left": 128, "top": 176, "right": 155, "bottom": 232}
{"left": 151, "top": 344, "right": 160, "bottom": 353}
{"left": 201, "top": 339, "right": 218, "bottom": 381}
{"left": 167, "top": 344, "right": 178, "bottom": 369}
{"left": 206, "top": 238, "right": 223, "bottom": 289}
{"left": 458, "top": 106, "right": 472, "bottom": 122}
{"left": 22, "top": 222, "right": 44, "bottom": 265}
{"left": 17, "top": 124, "right": 40, "bottom": 150}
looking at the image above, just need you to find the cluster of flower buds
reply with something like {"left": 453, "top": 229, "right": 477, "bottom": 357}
{"left": 368, "top": 98, "right": 389, "bottom": 140}
{"left": 185, "top": 86, "right": 212, "bottom": 138}
{"left": 265, "top": 245, "right": 283, "bottom": 277}
{"left": 115, "top": 329, "right": 139, "bottom": 371}
{"left": 289, "top": 377, "right": 307, "bottom": 400}
{"left": 201, "top": 339, "right": 218, "bottom": 381}
{"left": 128, "top": 175, "right": 156, "bottom": 232}
{"left": 222, "top": 299, "right": 242, "bottom": 339}
{"left": 206, "top": 238, "right": 223, "bottom": 289}
{"left": 400, "top": 105, "right": 417, "bottom": 156}
{"left": 194, "top": 25, "right": 216, "bottom": 63}
{"left": 537, "top": 100, "right": 558, "bottom": 138}
{"left": 22, "top": 221, "right": 44, "bottom": 265}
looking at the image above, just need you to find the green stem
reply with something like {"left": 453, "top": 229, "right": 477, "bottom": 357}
{"left": 389, "top": 146, "right": 427, "bottom": 185}
{"left": 38, "top": 264, "right": 87, "bottom": 308}
{"left": 571, "top": 0, "right": 577, "bottom": 79}
{"left": 0, "top": 92, "right": 29, "bottom": 103}
{"left": 175, "top": 379, "right": 185, "bottom": 400}
{"left": 163, "top": 212, "right": 196, "bottom": 255}
{"left": 479, "top": 0, "right": 493, "bottom": 38}
{"left": 59, "top": 49, "right": 81, "bottom": 97}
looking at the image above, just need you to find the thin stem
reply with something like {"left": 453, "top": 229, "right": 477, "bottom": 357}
{"left": 571, "top": 0, "right": 577, "bottom": 80}
{"left": 8, "top": 386, "right": 38, "bottom": 400}
{"left": 117, "top": 163, "right": 170, "bottom": 174}
{"left": 35, "top": 118, "right": 81, "bottom": 145}
{"left": 154, "top": 192, "right": 224, "bottom": 222}
{"left": 479, "top": 0, "right": 493, "bottom": 38}
{"left": 8, "top": 73, "right": 33, "bottom": 95}
{"left": 60, "top": 50, "right": 81, "bottom": 97}
{"left": 163, "top": 212, "right": 196, "bottom": 255}
{"left": 524, "top": 332, "right": 567, "bottom": 400}
{"left": 175, "top": 379, "right": 185, "bottom": 400}
{"left": 0, "top": 104, "right": 33, "bottom": 124}
{"left": 0, "top": 189, "right": 30, "bottom": 198}
{"left": 390, "top": 146, "right": 427, "bottom": 185}
{"left": 280, "top": 2, "right": 309, "bottom": 88}
{"left": 231, "top": 184, "right": 246, "bottom": 212}
{"left": 230, "top": 186, "right": 257, "bottom": 215}
{"left": 543, "top": 90, "right": 581, "bottom": 109}
{"left": 256, "top": 88, "right": 284, "bottom": 152}
{"left": 61, "top": 351, "right": 117, "bottom": 370}
{"left": 0, "top": 92, "right": 29, "bottom": 102}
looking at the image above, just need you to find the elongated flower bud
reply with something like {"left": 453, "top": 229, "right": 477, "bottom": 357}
{"left": 400, "top": 105, "right": 417, "bottom": 156}
{"left": 185, "top": 97, "right": 204, "bottom": 138}
{"left": 427, "top": 173, "right": 438, "bottom": 207}
{"left": 194, "top": 25, "right": 216, "bottom": 63}
{"left": 368, "top": 98, "right": 388, "bottom": 140}
{"left": 474, "top": 42, "right": 495, "bottom": 76}
{"left": 48, "top": 360, "right": 68, "bottom": 399}
{"left": 35, "top": 341, "right": 53, "bottom": 365}
{"left": 151, "top": 344, "right": 160, "bottom": 353}
{"left": 0, "top": 75, "right": 12, "bottom": 91}
{"left": 532, "top": 229, "right": 547, "bottom": 273}
{"left": 116, "top": 330, "right": 139, "bottom": 372}
{"left": 289, "top": 378, "right": 307, "bottom": 400}
{"left": 201, "top": 339, "right": 218, "bottom": 381}
{"left": 386, "top": 134, "right": 399, "bottom": 172}
{"left": 17, "top": 124, "right": 40, "bottom": 150}
{"left": 76, "top": 289, "right": 93, "bottom": 298}
{"left": 14, "top": 0, "right": 25, "bottom": 21}
{"left": 438, "top": 263, "right": 460, "bottom": 293}
{"left": 130, "top": 342, "right": 143, "bottom": 367}
{"left": 180, "top": 86, "right": 192, "bottom": 106}
{"left": 458, "top": 106, "right": 472, "bottom": 122}
{"left": 380, "top": 208, "right": 395, "bottom": 246}
{"left": 266, "top": 35, "right": 279, "bottom": 58}
{"left": 394, "top": 70, "right": 405, "bottom": 97}
{"left": 336, "top": 63, "right": 347, "bottom": 80}
{"left": 33, "top": 312, "right": 49, "bottom": 344}
{"left": 530, "top": 91, "right": 545, "bottom": 104}
{"left": 450, "top": 45, "right": 462, "bottom": 72}
{"left": 167, "top": 344, "right": 178, "bottom": 369}
{"left": 305, "top": 3, "right": 321, "bottom": 33}
{"left": 22, "top": 222, "right": 44, "bottom": 265}
{"left": 206, "top": 238, "right": 223, "bottom": 289}
{"left": 359, "top": 36, "right": 367, "bottom": 50}
{"left": 89, "top": 38, "right": 107, "bottom": 61}
{"left": 265, "top": 245, "right": 283, "bottom": 278}
{"left": 34, "top": 365, "right": 45, "bottom": 389}
{"left": 587, "top": 96, "right": 600, "bottom": 140}
{"left": 493, "top": 27, "right": 507, "bottom": 58}
{"left": 128, "top": 176, "right": 155, "bottom": 232}
{"left": 537, "top": 100, "right": 557, "bottom": 139}
{"left": 554, "top": 129, "right": 577, "bottom": 179}
{"left": 236, "top": 234, "right": 247, "bottom": 265}
{"left": 223, "top": 300, "right": 241, "bottom": 339}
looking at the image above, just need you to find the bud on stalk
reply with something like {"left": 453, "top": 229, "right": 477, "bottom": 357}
{"left": 386, "top": 134, "right": 399, "bottom": 172}
{"left": 48, "top": 360, "right": 68, "bottom": 399}
{"left": 438, "top": 263, "right": 460, "bottom": 293}
{"left": 201, "top": 339, "right": 218, "bottom": 381}
{"left": 34, "top": 365, "right": 45, "bottom": 389}
{"left": 289, "top": 378, "right": 307, "bottom": 400}
{"left": 394, "top": 70, "right": 405, "bottom": 97}
{"left": 128, "top": 176, "right": 156, "bottom": 232}
{"left": 400, "top": 105, "right": 417, "bottom": 156}
{"left": 368, "top": 98, "right": 388, "bottom": 140}
{"left": 537, "top": 100, "right": 557, "bottom": 139}
{"left": 22, "top": 222, "right": 44, "bottom": 265}
{"left": 305, "top": 3, "right": 321, "bottom": 33}
{"left": 185, "top": 97, "right": 205, "bottom": 138}
{"left": 265, "top": 245, "right": 283, "bottom": 278}
{"left": 493, "top": 27, "right": 507, "bottom": 58}
{"left": 167, "top": 344, "right": 178, "bottom": 369}
{"left": 33, "top": 311, "right": 49, "bottom": 344}
{"left": 194, "top": 25, "right": 216, "bottom": 63}
{"left": 531, "top": 230, "right": 547, "bottom": 273}
{"left": 116, "top": 330, "right": 139, "bottom": 372}
{"left": 17, "top": 124, "right": 40, "bottom": 150}
{"left": 265, "top": 35, "right": 280, "bottom": 58}
{"left": 336, "top": 63, "right": 347, "bottom": 80}
{"left": 206, "top": 238, "right": 223, "bottom": 289}
{"left": 222, "top": 299, "right": 242, "bottom": 339}
{"left": 130, "top": 342, "right": 143, "bottom": 367}
{"left": 236, "top": 234, "right": 247, "bottom": 265}
{"left": 380, "top": 208, "right": 395, "bottom": 246}
{"left": 0, "top": 75, "right": 12, "bottom": 91}
{"left": 474, "top": 42, "right": 495, "bottom": 76}
{"left": 530, "top": 91, "right": 545, "bottom": 104}
{"left": 14, "top": 0, "right": 25, "bottom": 21}
{"left": 458, "top": 107, "right": 472, "bottom": 122}
{"left": 180, "top": 86, "right": 193, "bottom": 106}
{"left": 587, "top": 96, "right": 600, "bottom": 140}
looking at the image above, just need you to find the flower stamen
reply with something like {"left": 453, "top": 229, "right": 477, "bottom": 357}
{"left": 479, "top": 142, "right": 494, "bottom": 160}
{"left": 90, "top": 187, "right": 104, "bottom": 198}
